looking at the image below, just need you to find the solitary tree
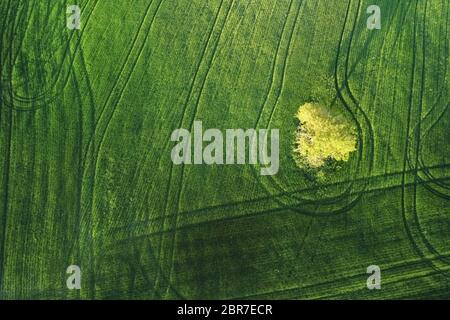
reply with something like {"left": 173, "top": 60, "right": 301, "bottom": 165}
{"left": 294, "top": 103, "right": 357, "bottom": 169}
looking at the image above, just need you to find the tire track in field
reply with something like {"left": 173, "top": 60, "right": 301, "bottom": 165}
{"left": 12, "top": 0, "right": 97, "bottom": 97}
{"left": 107, "top": 0, "right": 232, "bottom": 299}
{"left": 253, "top": 0, "right": 373, "bottom": 216}
{"left": 63, "top": 25, "right": 100, "bottom": 298}
{"left": 101, "top": 0, "right": 230, "bottom": 300}
{"left": 250, "top": 0, "right": 332, "bottom": 212}
{"left": 120, "top": 0, "right": 442, "bottom": 242}
{"left": 1, "top": 1, "right": 31, "bottom": 98}
{"left": 256, "top": 0, "right": 304, "bottom": 128}
{"left": 308, "top": 0, "right": 374, "bottom": 214}
{"left": 410, "top": 0, "right": 450, "bottom": 269}
{"left": 415, "top": 96, "right": 450, "bottom": 197}
{"left": 152, "top": 0, "right": 229, "bottom": 297}
{"left": 414, "top": 0, "right": 450, "bottom": 195}
{"left": 400, "top": 0, "right": 430, "bottom": 274}
{"left": 166, "top": 0, "right": 236, "bottom": 296}
{"left": 80, "top": 0, "right": 158, "bottom": 170}
{"left": 165, "top": 0, "right": 274, "bottom": 296}
{"left": 9, "top": 0, "right": 97, "bottom": 107}
{"left": 173, "top": 163, "right": 450, "bottom": 215}
{"left": 345, "top": 0, "right": 410, "bottom": 91}
{"left": 0, "top": 0, "right": 12, "bottom": 44}
{"left": 0, "top": 0, "right": 19, "bottom": 294}
{"left": 408, "top": 0, "right": 448, "bottom": 267}
{"left": 381, "top": 2, "right": 413, "bottom": 174}
{"left": 114, "top": 160, "right": 450, "bottom": 239}
{"left": 406, "top": 0, "right": 450, "bottom": 271}
{"left": 60, "top": 0, "right": 100, "bottom": 90}
{"left": 288, "top": 0, "right": 360, "bottom": 213}
{"left": 1, "top": 0, "right": 99, "bottom": 111}
{"left": 158, "top": 0, "right": 301, "bottom": 297}
{"left": 10, "top": 0, "right": 48, "bottom": 85}
{"left": 261, "top": 0, "right": 303, "bottom": 130}
{"left": 4, "top": 0, "right": 35, "bottom": 76}
{"left": 66, "top": 66, "right": 83, "bottom": 300}
{"left": 156, "top": 0, "right": 235, "bottom": 298}
{"left": 295, "top": 266, "right": 450, "bottom": 299}
{"left": 2, "top": 0, "right": 33, "bottom": 63}
{"left": 1, "top": 0, "right": 94, "bottom": 109}
{"left": 256, "top": 0, "right": 370, "bottom": 216}
{"left": 131, "top": 244, "right": 162, "bottom": 299}
{"left": 86, "top": 0, "right": 164, "bottom": 206}
{"left": 94, "top": 0, "right": 170, "bottom": 298}
{"left": 0, "top": 1, "right": 36, "bottom": 296}
{"left": 129, "top": 0, "right": 338, "bottom": 260}
{"left": 81, "top": 0, "right": 161, "bottom": 221}
{"left": 80, "top": 0, "right": 164, "bottom": 298}
{"left": 126, "top": 0, "right": 230, "bottom": 194}
{"left": 233, "top": 248, "right": 450, "bottom": 299}
{"left": 252, "top": 0, "right": 298, "bottom": 130}
{"left": 119, "top": 209, "right": 450, "bottom": 299}
{"left": 336, "top": 0, "right": 374, "bottom": 183}
{"left": 0, "top": 0, "right": 13, "bottom": 119}
{"left": 5, "top": 0, "right": 51, "bottom": 87}
{"left": 153, "top": 0, "right": 299, "bottom": 237}
{"left": 324, "top": 0, "right": 362, "bottom": 207}
{"left": 400, "top": 0, "right": 450, "bottom": 278}
{"left": 113, "top": 173, "right": 450, "bottom": 244}
{"left": 51, "top": 2, "right": 95, "bottom": 295}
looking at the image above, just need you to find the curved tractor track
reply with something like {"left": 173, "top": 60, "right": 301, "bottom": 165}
{"left": 403, "top": 0, "right": 450, "bottom": 277}
{"left": 0, "top": 0, "right": 99, "bottom": 111}
{"left": 250, "top": 0, "right": 374, "bottom": 217}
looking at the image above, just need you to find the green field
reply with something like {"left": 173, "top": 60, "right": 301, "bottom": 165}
{"left": 0, "top": 0, "right": 449, "bottom": 299}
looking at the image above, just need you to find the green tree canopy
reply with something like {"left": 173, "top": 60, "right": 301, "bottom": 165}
{"left": 294, "top": 103, "right": 357, "bottom": 168}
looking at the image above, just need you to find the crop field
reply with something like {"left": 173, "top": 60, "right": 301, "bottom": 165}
{"left": 0, "top": 0, "right": 449, "bottom": 299}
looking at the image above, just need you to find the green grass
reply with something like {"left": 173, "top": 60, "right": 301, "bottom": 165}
{"left": 0, "top": 0, "right": 449, "bottom": 299}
